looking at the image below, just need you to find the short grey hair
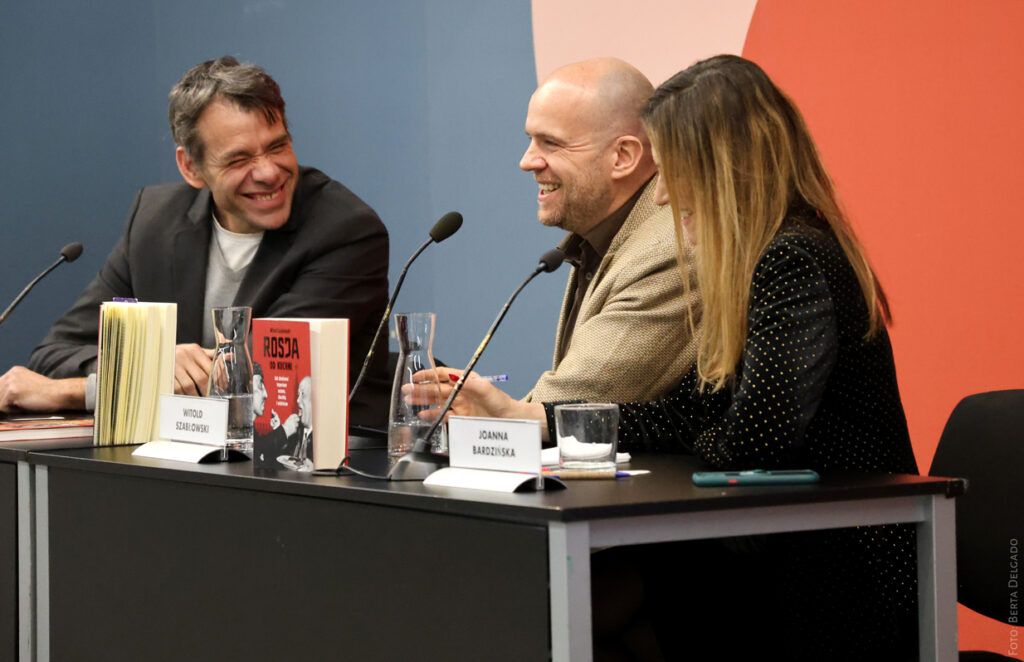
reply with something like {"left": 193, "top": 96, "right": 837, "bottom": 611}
{"left": 168, "top": 56, "right": 287, "bottom": 163}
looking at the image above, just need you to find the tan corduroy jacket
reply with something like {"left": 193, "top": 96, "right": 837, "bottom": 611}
{"left": 526, "top": 177, "right": 699, "bottom": 404}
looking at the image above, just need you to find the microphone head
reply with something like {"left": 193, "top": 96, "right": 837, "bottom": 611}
{"left": 537, "top": 248, "right": 566, "bottom": 273}
{"left": 60, "top": 242, "right": 83, "bottom": 263}
{"left": 428, "top": 212, "right": 463, "bottom": 243}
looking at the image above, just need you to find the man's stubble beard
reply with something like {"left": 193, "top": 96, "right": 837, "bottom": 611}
{"left": 541, "top": 169, "right": 614, "bottom": 235}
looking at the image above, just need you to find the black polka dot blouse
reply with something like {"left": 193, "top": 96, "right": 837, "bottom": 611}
{"left": 611, "top": 211, "right": 918, "bottom": 476}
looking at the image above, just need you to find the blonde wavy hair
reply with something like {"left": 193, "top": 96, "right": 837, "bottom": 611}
{"left": 642, "top": 55, "right": 889, "bottom": 391}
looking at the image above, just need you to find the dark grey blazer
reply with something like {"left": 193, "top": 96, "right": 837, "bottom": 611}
{"left": 28, "top": 166, "right": 390, "bottom": 427}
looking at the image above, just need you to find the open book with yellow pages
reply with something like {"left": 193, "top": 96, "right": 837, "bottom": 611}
{"left": 94, "top": 301, "right": 176, "bottom": 446}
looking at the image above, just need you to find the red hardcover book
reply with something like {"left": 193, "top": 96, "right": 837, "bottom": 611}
{"left": 0, "top": 415, "right": 94, "bottom": 449}
{"left": 252, "top": 318, "right": 349, "bottom": 471}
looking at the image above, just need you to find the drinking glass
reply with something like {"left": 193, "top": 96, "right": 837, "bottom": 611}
{"left": 554, "top": 403, "right": 619, "bottom": 471}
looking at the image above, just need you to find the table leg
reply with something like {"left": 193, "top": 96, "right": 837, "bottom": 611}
{"left": 34, "top": 466, "right": 49, "bottom": 662}
{"left": 917, "top": 494, "right": 958, "bottom": 662}
{"left": 17, "top": 462, "right": 34, "bottom": 662}
{"left": 549, "top": 521, "right": 591, "bottom": 662}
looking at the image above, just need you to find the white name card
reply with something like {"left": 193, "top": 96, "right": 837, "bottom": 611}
{"left": 423, "top": 467, "right": 544, "bottom": 493}
{"left": 423, "top": 417, "right": 567, "bottom": 493}
{"left": 158, "top": 394, "right": 228, "bottom": 445}
{"left": 447, "top": 415, "right": 542, "bottom": 474}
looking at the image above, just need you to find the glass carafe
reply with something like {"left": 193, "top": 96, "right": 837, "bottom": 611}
{"left": 207, "top": 305, "right": 254, "bottom": 452}
{"left": 388, "top": 312, "right": 444, "bottom": 468}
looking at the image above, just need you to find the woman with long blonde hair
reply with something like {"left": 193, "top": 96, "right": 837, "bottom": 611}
{"left": 647, "top": 53, "right": 889, "bottom": 392}
{"left": 626, "top": 53, "right": 919, "bottom": 660}
{"left": 630, "top": 55, "right": 915, "bottom": 472}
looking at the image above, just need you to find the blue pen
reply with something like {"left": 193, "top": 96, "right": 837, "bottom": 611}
{"left": 448, "top": 373, "right": 508, "bottom": 383}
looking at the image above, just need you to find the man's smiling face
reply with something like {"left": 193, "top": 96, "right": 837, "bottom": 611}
{"left": 176, "top": 99, "right": 298, "bottom": 234}
{"left": 518, "top": 80, "right": 615, "bottom": 236}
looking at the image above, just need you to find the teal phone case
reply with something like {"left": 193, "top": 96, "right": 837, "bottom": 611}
{"left": 692, "top": 469, "right": 820, "bottom": 487}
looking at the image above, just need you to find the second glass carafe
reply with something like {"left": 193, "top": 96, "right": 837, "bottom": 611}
{"left": 387, "top": 312, "right": 444, "bottom": 467}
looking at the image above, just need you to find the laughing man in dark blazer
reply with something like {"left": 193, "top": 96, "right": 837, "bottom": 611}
{"left": 0, "top": 56, "right": 390, "bottom": 427}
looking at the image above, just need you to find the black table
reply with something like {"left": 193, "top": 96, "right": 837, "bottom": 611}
{"left": 20, "top": 446, "right": 963, "bottom": 661}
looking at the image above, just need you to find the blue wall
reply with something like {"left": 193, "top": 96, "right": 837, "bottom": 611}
{"left": 0, "top": 0, "right": 564, "bottom": 397}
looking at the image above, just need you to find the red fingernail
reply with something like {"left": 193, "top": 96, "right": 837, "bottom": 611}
{"left": 448, "top": 373, "right": 459, "bottom": 382}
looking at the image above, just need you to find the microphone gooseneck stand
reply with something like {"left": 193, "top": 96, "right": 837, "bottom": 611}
{"left": 387, "top": 248, "right": 565, "bottom": 481}
{"left": 0, "top": 242, "right": 83, "bottom": 327}
{"left": 348, "top": 213, "right": 463, "bottom": 406}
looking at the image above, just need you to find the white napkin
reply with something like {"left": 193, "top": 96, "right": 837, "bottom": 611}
{"left": 541, "top": 445, "right": 631, "bottom": 467}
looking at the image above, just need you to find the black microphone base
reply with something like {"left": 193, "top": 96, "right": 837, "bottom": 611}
{"left": 387, "top": 450, "right": 449, "bottom": 481}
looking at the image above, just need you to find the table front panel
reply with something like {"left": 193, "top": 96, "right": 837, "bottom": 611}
{"left": 46, "top": 467, "right": 550, "bottom": 661}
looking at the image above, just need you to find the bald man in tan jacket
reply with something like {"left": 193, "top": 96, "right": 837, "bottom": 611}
{"left": 520, "top": 57, "right": 698, "bottom": 404}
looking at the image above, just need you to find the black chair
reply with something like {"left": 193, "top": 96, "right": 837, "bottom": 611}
{"left": 930, "top": 390, "right": 1024, "bottom": 661}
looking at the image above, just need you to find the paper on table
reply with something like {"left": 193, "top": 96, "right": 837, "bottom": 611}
{"left": 557, "top": 433, "right": 614, "bottom": 460}
{"left": 541, "top": 445, "right": 630, "bottom": 467}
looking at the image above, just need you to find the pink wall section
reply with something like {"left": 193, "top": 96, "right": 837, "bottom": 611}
{"left": 533, "top": 0, "right": 1024, "bottom": 655}
{"left": 531, "top": 0, "right": 757, "bottom": 84}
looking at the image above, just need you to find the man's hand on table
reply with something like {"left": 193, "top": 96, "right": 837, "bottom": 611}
{"left": 0, "top": 367, "right": 86, "bottom": 413}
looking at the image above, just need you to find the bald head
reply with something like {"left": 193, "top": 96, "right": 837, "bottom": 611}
{"left": 540, "top": 58, "right": 654, "bottom": 143}
{"left": 520, "top": 58, "right": 657, "bottom": 234}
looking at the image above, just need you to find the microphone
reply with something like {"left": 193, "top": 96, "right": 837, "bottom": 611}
{"left": 0, "top": 242, "right": 83, "bottom": 327}
{"left": 348, "top": 212, "right": 463, "bottom": 406}
{"left": 61, "top": 243, "right": 84, "bottom": 262}
{"left": 536, "top": 247, "right": 565, "bottom": 273}
{"left": 428, "top": 212, "right": 463, "bottom": 243}
{"left": 388, "top": 247, "right": 566, "bottom": 480}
